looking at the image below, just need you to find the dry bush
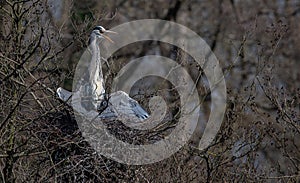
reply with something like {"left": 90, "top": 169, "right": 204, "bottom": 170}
{"left": 0, "top": 0, "right": 299, "bottom": 182}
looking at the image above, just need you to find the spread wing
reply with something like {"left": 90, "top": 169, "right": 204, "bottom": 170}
{"left": 109, "top": 91, "right": 149, "bottom": 121}
{"left": 56, "top": 87, "right": 72, "bottom": 102}
{"left": 56, "top": 88, "right": 149, "bottom": 121}
{"left": 128, "top": 98, "right": 149, "bottom": 120}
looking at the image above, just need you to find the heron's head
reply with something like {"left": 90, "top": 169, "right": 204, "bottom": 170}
{"left": 91, "top": 26, "right": 117, "bottom": 43}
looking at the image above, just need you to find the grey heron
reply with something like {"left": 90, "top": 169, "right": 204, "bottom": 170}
{"left": 57, "top": 26, "right": 149, "bottom": 122}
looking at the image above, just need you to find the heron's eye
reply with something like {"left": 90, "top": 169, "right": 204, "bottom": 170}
{"left": 99, "top": 29, "right": 105, "bottom": 34}
{"left": 101, "top": 100, "right": 107, "bottom": 106}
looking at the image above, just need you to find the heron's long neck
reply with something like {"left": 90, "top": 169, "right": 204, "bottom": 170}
{"left": 89, "top": 38, "right": 105, "bottom": 101}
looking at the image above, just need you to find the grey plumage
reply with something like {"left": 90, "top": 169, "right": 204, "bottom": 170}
{"left": 57, "top": 26, "right": 149, "bottom": 122}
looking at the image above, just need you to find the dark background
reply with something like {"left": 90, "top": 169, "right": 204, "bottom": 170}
{"left": 0, "top": 0, "right": 299, "bottom": 182}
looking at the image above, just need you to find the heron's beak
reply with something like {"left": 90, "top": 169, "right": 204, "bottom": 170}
{"left": 103, "top": 30, "right": 117, "bottom": 43}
